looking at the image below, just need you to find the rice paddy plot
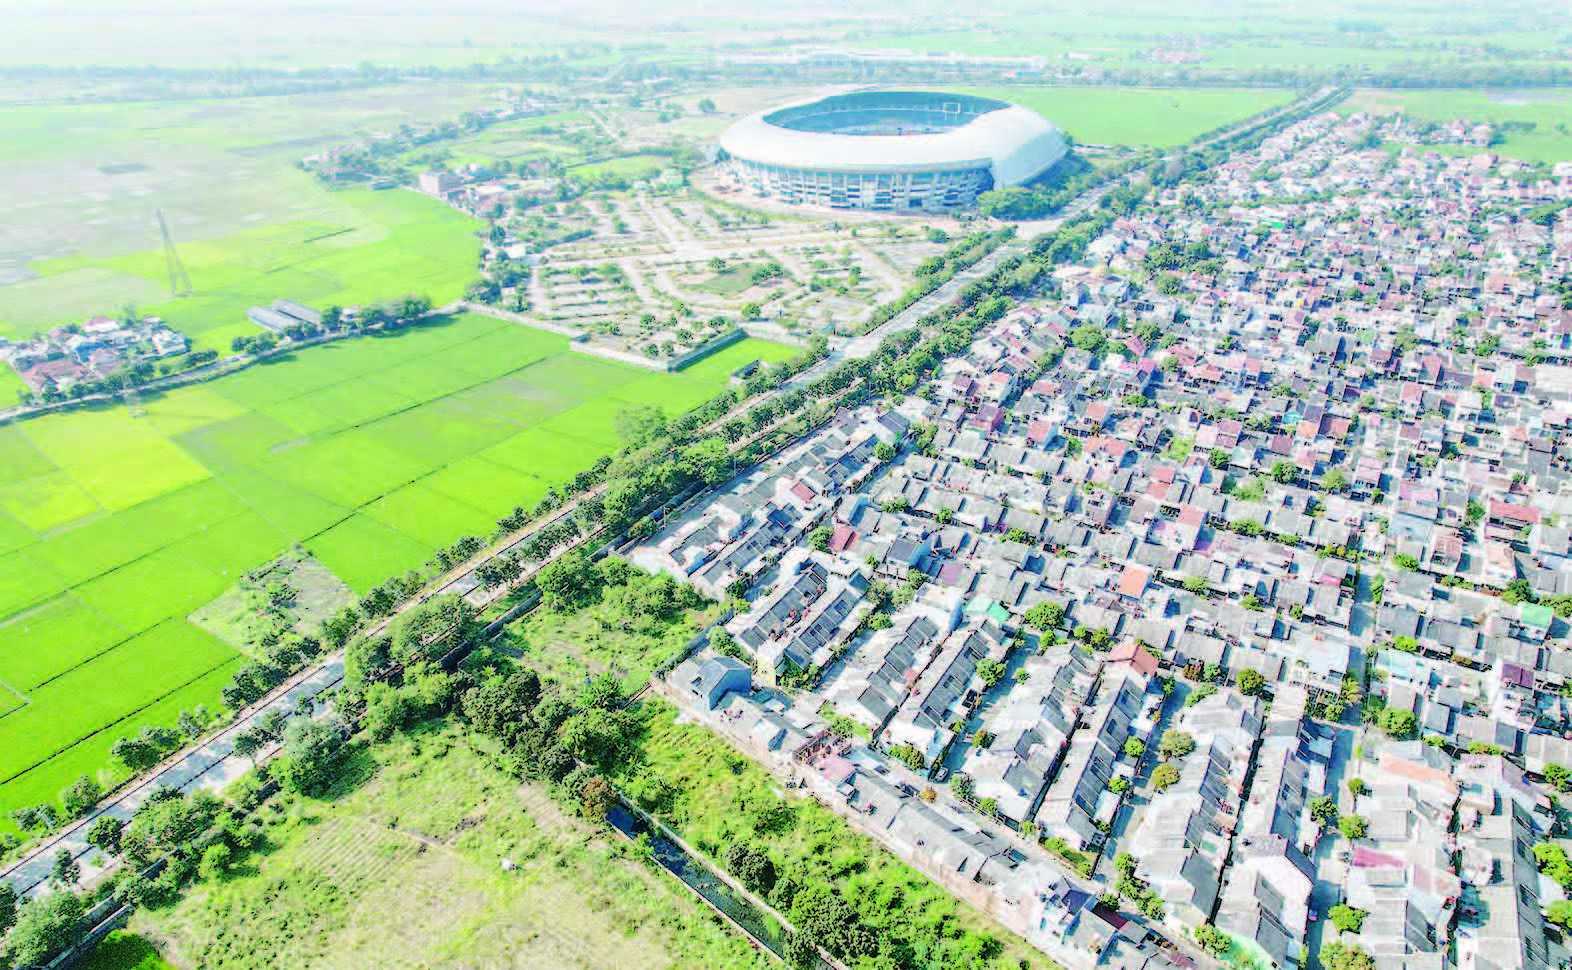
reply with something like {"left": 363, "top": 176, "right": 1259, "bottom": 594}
{"left": 304, "top": 514, "right": 434, "bottom": 595}
{"left": 0, "top": 594, "right": 129, "bottom": 691}
{"left": 0, "top": 311, "right": 791, "bottom": 829}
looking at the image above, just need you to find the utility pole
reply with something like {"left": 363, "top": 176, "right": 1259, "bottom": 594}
{"left": 157, "top": 209, "right": 192, "bottom": 297}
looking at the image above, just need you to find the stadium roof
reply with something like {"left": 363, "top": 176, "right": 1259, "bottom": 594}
{"left": 719, "top": 90, "right": 1065, "bottom": 187}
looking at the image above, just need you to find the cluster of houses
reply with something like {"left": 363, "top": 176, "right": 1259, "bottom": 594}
{"left": 635, "top": 105, "right": 1572, "bottom": 970}
{"left": 0, "top": 314, "right": 188, "bottom": 395}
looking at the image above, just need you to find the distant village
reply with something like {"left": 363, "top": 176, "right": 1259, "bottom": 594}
{"left": 631, "top": 108, "right": 1572, "bottom": 970}
{"left": 0, "top": 314, "right": 189, "bottom": 400}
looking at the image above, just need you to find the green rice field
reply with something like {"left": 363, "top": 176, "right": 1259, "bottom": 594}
{"left": 0, "top": 312, "right": 796, "bottom": 828}
{"left": 958, "top": 85, "right": 1294, "bottom": 148}
{"left": 2, "top": 188, "right": 484, "bottom": 356}
{"left": 1341, "top": 88, "right": 1572, "bottom": 163}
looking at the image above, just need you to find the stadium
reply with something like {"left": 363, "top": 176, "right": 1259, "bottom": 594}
{"left": 718, "top": 90, "right": 1067, "bottom": 212}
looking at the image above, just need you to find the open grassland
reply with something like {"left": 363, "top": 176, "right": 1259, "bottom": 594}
{"left": 500, "top": 566, "right": 719, "bottom": 693}
{"left": 1341, "top": 88, "right": 1572, "bottom": 162}
{"left": 402, "top": 111, "right": 593, "bottom": 170}
{"left": 0, "top": 86, "right": 503, "bottom": 343}
{"left": 129, "top": 724, "right": 770, "bottom": 970}
{"left": 568, "top": 153, "right": 672, "bottom": 182}
{"left": 957, "top": 85, "right": 1293, "bottom": 148}
{"left": 3, "top": 188, "right": 483, "bottom": 355}
{"left": 618, "top": 702, "right": 1050, "bottom": 970}
{"left": 0, "top": 312, "right": 795, "bottom": 830}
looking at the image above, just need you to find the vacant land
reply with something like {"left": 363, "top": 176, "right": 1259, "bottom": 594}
{"left": 1341, "top": 88, "right": 1572, "bottom": 162}
{"left": 958, "top": 85, "right": 1294, "bottom": 148}
{"left": 500, "top": 564, "right": 719, "bottom": 692}
{"left": 130, "top": 724, "right": 770, "bottom": 969}
{"left": 618, "top": 702, "right": 1050, "bottom": 970}
{"left": 0, "top": 313, "right": 794, "bottom": 830}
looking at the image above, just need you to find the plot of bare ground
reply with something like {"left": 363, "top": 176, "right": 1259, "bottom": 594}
{"left": 133, "top": 725, "right": 770, "bottom": 970}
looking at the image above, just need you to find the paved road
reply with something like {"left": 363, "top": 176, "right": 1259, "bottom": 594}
{"left": 1, "top": 660, "right": 343, "bottom": 899}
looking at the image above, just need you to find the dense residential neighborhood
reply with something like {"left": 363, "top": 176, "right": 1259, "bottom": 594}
{"left": 637, "top": 106, "right": 1572, "bottom": 970}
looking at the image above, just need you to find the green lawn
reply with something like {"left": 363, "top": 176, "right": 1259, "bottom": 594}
{"left": 0, "top": 313, "right": 796, "bottom": 830}
{"left": 130, "top": 724, "right": 770, "bottom": 969}
{"left": 958, "top": 85, "right": 1295, "bottom": 147}
{"left": 1343, "top": 88, "right": 1572, "bottom": 163}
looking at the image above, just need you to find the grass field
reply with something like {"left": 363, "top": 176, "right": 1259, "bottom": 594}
{"left": 958, "top": 85, "right": 1294, "bottom": 148}
{"left": 1342, "top": 88, "right": 1572, "bottom": 163}
{"left": 0, "top": 313, "right": 795, "bottom": 830}
{"left": 129, "top": 724, "right": 770, "bottom": 969}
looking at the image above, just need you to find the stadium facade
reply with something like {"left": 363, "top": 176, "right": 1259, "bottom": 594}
{"left": 718, "top": 91, "right": 1067, "bottom": 212}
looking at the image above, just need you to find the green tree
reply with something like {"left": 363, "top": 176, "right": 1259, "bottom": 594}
{"left": 1151, "top": 763, "right": 1182, "bottom": 791}
{"left": 535, "top": 549, "right": 602, "bottom": 613}
{"left": 50, "top": 848, "right": 79, "bottom": 887}
{"left": 1330, "top": 904, "right": 1367, "bottom": 934}
{"left": 1270, "top": 460, "right": 1296, "bottom": 484}
{"left": 724, "top": 842, "right": 777, "bottom": 896}
{"left": 1320, "top": 941, "right": 1376, "bottom": 970}
{"left": 5, "top": 890, "right": 85, "bottom": 967}
{"left": 1208, "top": 448, "right": 1230, "bottom": 469}
{"left": 1547, "top": 899, "right": 1572, "bottom": 929}
{"left": 272, "top": 718, "right": 349, "bottom": 796}
{"left": 1338, "top": 814, "right": 1369, "bottom": 841}
{"left": 1309, "top": 795, "right": 1339, "bottom": 828}
{"left": 1379, "top": 707, "right": 1417, "bottom": 739}
{"left": 86, "top": 815, "right": 124, "bottom": 857}
{"left": 60, "top": 774, "right": 101, "bottom": 818}
{"left": 0, "top": 882, "right": 15, "bottom": 936}
{"left": 1193, "top": 924, "right": 1231, "bottom": 957}
{"left": 1024, "top": 601, "right": 1066, "bottom": 631}
{"left": 807, "top": 526, "right": 832, "bottom": 552}
{"left": 1237, "top": 668, "right": 1265, "bottom": 695}
{"left": 1158, "top": 729, "right": 1195, "bottom": 760}
{"left": 1123, "top": 737, "right": 1146, "bottom": 759}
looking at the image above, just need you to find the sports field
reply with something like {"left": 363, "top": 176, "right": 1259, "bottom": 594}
{"left": 956, "top": 85, "right": 1293, "bottom": 148}
{"left": 1341, "top": 88, "right": 1572, "bottom": 163}
{"left": 0, "top": 313, "right": 795, "bottom": 829}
